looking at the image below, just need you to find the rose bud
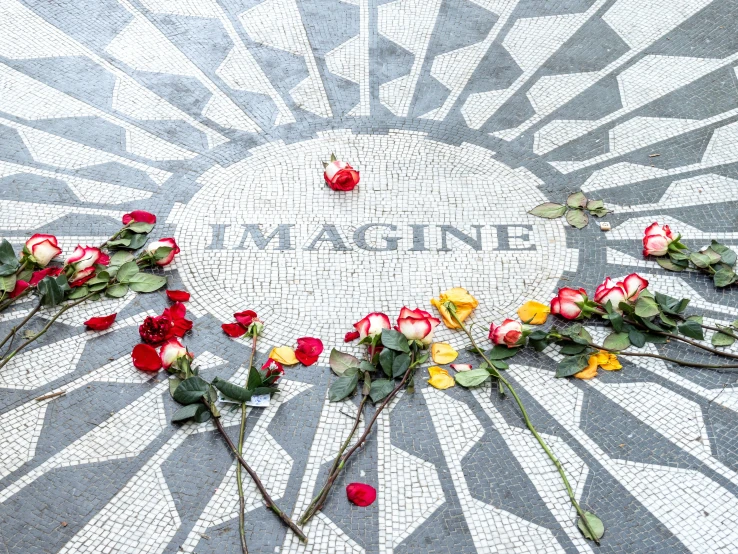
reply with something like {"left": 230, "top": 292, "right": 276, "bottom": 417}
{"left": 593, "top": 277, "right": 626, "bottom": 307}
{"left": 324, "top": 157, "right": 360, "bottom": 192}
{"left": 84, "top": 313, "right": 117, "bottom": 331}
{"left": 132, "top": 343, "right": 162, "bottom": 372}
{"left": 643, "top": 222, "right": 675, "bottom": 257}
{"left": 139, "top": 313, "right": 174, "bottom": 344}
{"left": 146, "top": 238, "right": 180, "bottom": 266}
{"left": 397, "top": 307, "right": 440, "bottom": 345}
{"left": 29, "top": 267, "right": 63, "bottom": 286}
{"left": 24, "top": 234, "right": 62, "bottom": 267}
{"left": 122, "top": 210, "right": 156, "bottom": 225}
{"left": 261, "top": 358, "right": 284, "bottom": 385}
{"left": 295, "top": 337, "right": 323, "bottom": 366}
{"left": 160, "top": 338, "right": 192, "bottom": 369}
{"left": 489, "top": 319, "right": 524, "bottom": 348}
{"left": 550, "top": 287, "right": 588, "bottom": 320}
{"left": 353, "top": 312, "right": 391, "bottom": 340}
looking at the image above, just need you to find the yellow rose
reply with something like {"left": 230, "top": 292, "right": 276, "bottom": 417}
{"left": 574, "top": 350, "right": 622, "bottom": 379}
{"left": 431, "top": 343, "right": 458, "bottom": 364}
{"left": 269, "top": 346, "right": 299, "bottom": 366}
{"left": 430, "top": 287, "right": 479, "bottom": 328}
{"left": 517, "top": 300, "right": 550, "bottom": 325}
{"left": 427, "top": 366, "right": 455, "bottom": 390}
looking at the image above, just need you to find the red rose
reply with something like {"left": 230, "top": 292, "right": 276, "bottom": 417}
{"left": 643, "top": 222, "right": 675, "bottom": 257}
{"left": 353, "top": 312, "right": 391, "bottom": 339}
{"left": 30, "top": 267, "right": 63, "bottom": 286}
{"left": 261, "top": 358, "right": 284, "bottom": 385}
{"left": 396, "top": 307, "right": 440, "bottom": 345}
{"left": 65, "top": 245, "right": 110, "bottom": 286}
{"left": 550, "top": 288, "right": 588, "bottom": 320}
{"left": 122, "top": 210, "right": 156, "bottom": 225}
{"left": 84, "top": 313, "right": 117, "bottom": 331}
{"left": 139, "top": 313, "right": 174, "bottom": 344}
{"left": 346, "top": 483, "right": 376, "bottom": 507}
{"left": 9, "top": 280, "right": 29, "bottom": 299}
{"left": 344, "top": 330, "right": 360, "bottom": 342}
{"left": 235, "top": 310, "right": 257, "bottom": 327}
{"left": 295, "top": 337, "right": 323, "bottom": 366}
{"left": 488, "top": 319, "right": 523, "bottom": 348}
{"left": 132, "top": 344, "right": 162, "bottom": 371}
{"left": 222, "top": 310, "right": 260, "bottom": 338}
{"left": 166, "top": 289, "right": 190, "bottom": 302}
{"left": 145, "top": 238, "right": 179, "bottom": 266}
{"left": 324, "top": 160, "right": 360, "bottom": 191}
{"left": 160, "top": 338, "right": 192, "bottom": 369}
{"left": 163, "top": 302, "right": 192, "bottom": 338}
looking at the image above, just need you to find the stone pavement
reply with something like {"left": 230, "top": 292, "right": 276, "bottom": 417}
{"left": 1, "top": 0, "right": 738, "bottom": 552}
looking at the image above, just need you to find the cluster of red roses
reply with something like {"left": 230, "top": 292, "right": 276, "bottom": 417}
{"left": 131, "top": 292, "right": 194, "bottom": 371}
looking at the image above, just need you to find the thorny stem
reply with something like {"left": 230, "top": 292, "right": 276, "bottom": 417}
{"left": 236, "top": 333, "right": 258, "bottom": 554}
{"left": 455, "top": 313, "right": 601, "bottom": 544}
{"left": 0, "top": 294, "right": 94, "bottom": 371}
{"left": 0, "top": 299, "right": 42, "bottom": 354}
{"left": 300, "top": 349, "right": 418, "bottom": 525}
{"left": 206, "top": 401, "right": 308, "bottom": 543}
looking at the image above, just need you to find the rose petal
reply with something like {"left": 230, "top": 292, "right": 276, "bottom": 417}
{"left": 517, "top": 300, "right": 550, "bottom": 325}
{"left": 166, "top": 290, "right": 190, "bottom": 302}
{"left": 8, "top": 280, "right": 29, "bottom": 299}
{"left": 344, "top": 330, "right": 360, "bottom": 342}
{"left": 427, "top": 366, "right": 455, "bottom": 390}
{"left": 269, "top": 346, "right": 299, "bottom": 366}
{"left": 84, "top": 313, "right": 117, "bottom": 331}
{"left": 431, "top": 343, "right": 458, "bottom": 364}
{"left": 222, "top": 322, "right": 247, "bottom": 337}
{"left": 450, "top": 363, "right": 473, "bottom": 372}
{"left": 122, "top": 210, "right": 156, "bottom": 225}
{"left": 132, "top": 344, "right": 162, "bottom": 371}
{"left": 346, "top": 483, "right": 376, "bottom": 507}
{"left": 295, "top": 337, "right": 323, "bottom": 366}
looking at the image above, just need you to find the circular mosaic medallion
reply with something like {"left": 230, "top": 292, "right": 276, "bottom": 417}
{"left": 176, "top": 129, "right": 578, "bottom": 350}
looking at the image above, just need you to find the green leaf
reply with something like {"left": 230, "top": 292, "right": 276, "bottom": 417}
{"left": 153, "top": 246, "right": 174, "bottom": 261}
{"left": 486, "top": 345, "right": 521, "bottom": 360}
{"left": 127, "top": 233, "right": 148, "bottom": 250}
{"left": 379, "top": 348, "right": 395, "bottom": 377}
{"left": 586, "top": 199, "right": 604, "bottom": 211}
{"left": 678, "top": 320, "right": 704, "bottom": 340}
{"left": 643, "top": 332, "right": 668, "bottom": 344}
{"left": 194, "top": 405, "right": 211, "bottom": 423}
{"left": 169, "top": 377, "right": 181, "bottom": 399}
{"left": 628, "top": 329, "right": 646, "bottom": 348}
{"left": 714, "top": 266, "right": 737, "bottom": 288}
{"left": 359, "top": 360, "right": 375, "bottom": 374}
{"left": 689, "top": 252, "right": 712, "bottom": 268}
{"left": 381, "top": 328, "right": 409, "bottom": 353}
{"left": 712, "top": 329, "right": 736, "bottom": 347}
{"left": 172, "top": 376, "right": 210, "bottom": 405}
{"left": 116, "top": 261, "right": 139, "bottom": 283}
{"left": 656, "top": 257, "right": 688, "bottom": 272}
{"left": 0, "top": 239, "right": 18, "bottom": 266}
{"left": 329, "top": 348, "right": 359, "bottom": 376}
{"left": 603, "top": 332, "right": 630, "bottom": 351}
{"left": 252, "top": 386, "right": 278, "bottom": 396}
{"left": 0, "top": 273, "right": 16, "bottom": 293}
{"left": 455, "top": 368, "right": 491, "bottom": 388}
{"left": 603, "top": 300, "right": 623, "bottom": 332}
{"left": 392, "top": 353, "right": 411, "bottom": 378}
{"left": 566, "top": 192, "right": 588, "bottom": 209}
{"left": 560, "top": 343, "right": 588, "bottom": 355}
{"left": 247, "top": 366, "right": 263, "bottom": 390}
{"left": 490, "top": 360, "right": 509, "bottom": 370}
{"left": 106, "top": 283, "right": 129, "bottom": 298}
{"left": 654, "top": 292, "right": 689, "bottom": 315}
{"left": 37, "top": 276, "right": 65, "bottom": 307}
{"left": 106, "top": 237, "right": 132, "bottom": 248}
{"left": 369, "top": 379, "right": 394, "bottom": 403}
{"left": 328, "top": 373, "right": 359, "bottom": 402}
{"left": 556, "top": 355, "right": 588, "bottom": 378}
{"left": 212, "top": 377, "right": 253, "bottom": 402}
{"left": 565, "top": 209, "right": 589, "bottom": 229}
{"left": 67, "top": 285, "right": 89, "bottom": 299}
{"left": 711, "top": 241, "right": 737, "bottom": 266}
{"left": 528, "top": 203, "right": 567, "bottom": 219}
{"left": 578, "top": 511, "right": 605, "bottom": 541}
{"left": 634, "top": 295, "right": 660, "bottom": 318}
{"left": 128, "top": 273, "right": 167, "bottom": 293}
{"left": 171, "top": 404, "right": 201, "bottom": 422}
{"left": 109, "top": 251, "right": 135, "bottom": 267}
{"left": 733, "top": 320, "right": 738, "bottom": 329}
{"left": 128, "top": 222, "right": 155, "bottom": 234}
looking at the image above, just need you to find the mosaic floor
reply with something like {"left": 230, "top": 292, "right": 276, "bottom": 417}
{"left": 1, "top": 0, "right": 738, "bottom": 552}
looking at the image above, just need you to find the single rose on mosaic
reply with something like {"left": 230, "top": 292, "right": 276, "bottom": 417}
{"left": 323, "top": 152, "right": 360, "bottom": 192}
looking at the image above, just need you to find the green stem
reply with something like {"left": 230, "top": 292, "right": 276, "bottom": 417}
{"left": 0, "top": 286, "right": 32, "bottom": 313}
{"left": 455, "top": 314, "right": 600, "bottom": 544}
{"left": 624, "top": 317, "right": 738, "bottom": 360}
{"left": 236, "top": 334, "right": 258, "bottom": 554}
{"left": 0, "top": 299, "right": 42, "bottom": 354}
{"left": 0, "top": 294, "right": 94, "bottom": 371}
{"left": 699, "top": 323, "right": 738, "bottom": 341}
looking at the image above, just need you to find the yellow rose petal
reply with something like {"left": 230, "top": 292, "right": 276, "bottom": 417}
{"left": 574, "top": 356, "right": 599, "bottom": 380}
{"left": 427, "top": 366, "right": 455, "bottom": 390}
{"left": 517, "top": 300, "right": 550, "bottom": 325}
{"left": 431, "top": 342, "right": 458, "bottom": 364}
{"left": 269, "top": 346, "right": 298, "bottom": 366}
{"left": 431, "top": 287, "right": 479, "bottom": 328}
{"left": 599, "top": 352, "right": 622, "bottom": 371}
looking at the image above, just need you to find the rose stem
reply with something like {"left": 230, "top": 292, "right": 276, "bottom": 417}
{"left": 236, "top": 333, "right": 258, "bottom": 554}
{"left": 455, "top": 314, "right": 600, "bottom": 544}
{"left": 0, "top": 299, "right": 42, "bottom": 354}
{"left": 299, "top": 394, "right": 368, "bottom": 525}
{"left": 0, "top": 294, "right": 93, "bottom": 371}
{"left": 0, "top": 285, "right": 33, "bottom": 313}
{"left": 300, "top": 350, "right": 417, "bottom": 525}
{"left": 698, "top": 323, "right": 738, "bottom": 340}
{"left": 207, "top": 401, "right": 308, "bottom": 543}
{"left": 623, "top": 318, "right": 738, "bottom": 360}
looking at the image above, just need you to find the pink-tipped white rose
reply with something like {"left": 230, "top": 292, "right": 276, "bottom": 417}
{"left": 324, "top": 159, "right": 360, "bottom": 191}
{"left": 146, "top": 238, "right": 180, "bottom": 266}
{"left": 550, "top": 287, "right": 588, "bottom": 320}
{"left": 643, "top": 222, "right": 675, "bottom": 257}
{"left": 160, "top": 338, "right": 192, "bottom": 369}
{"left": 353, "top": 312, "right": 391, "bottom": 339}
{"left": 397, "top": 307, "right": 440, "bottom": 345}
{"left": 24, "top": 234, "right": 62, "bottom": 267}
{"left": 65, "top": 246, "right": 110, "bottom": 287}
{"left": 489, "top": 319, "right": 523, "bottom": 348}
{"left": 594, "top": 273, "right": 649, "bottom": 308}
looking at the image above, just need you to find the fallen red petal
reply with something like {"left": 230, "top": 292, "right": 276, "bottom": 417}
{"left": 132, "top": 344, "right": 162, "bottom": 371}
{"left": 344, "top": 330, "right": 360, "bottom": 342}
{"left": 346, "top": 483, "right": 376, "bottom": 507}
{"left": 295, "top": 337, "right": 323, "bottom": 366}
{"left": 222, "top": 322, "right": 247, "bottom": 337}
{"left": 166, "top": 289, "right": 190, "bottom": 302}
{"left": 84, "top": 313, "right": 117, "bottom": 331}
